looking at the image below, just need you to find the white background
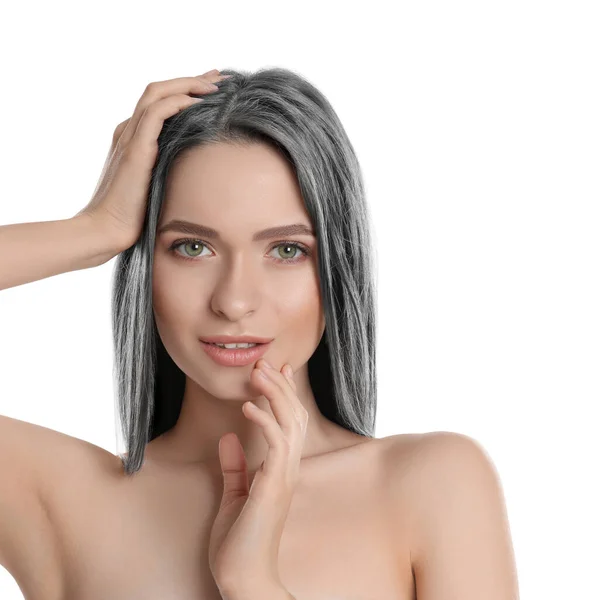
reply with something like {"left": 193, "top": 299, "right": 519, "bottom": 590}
{"left": 0, "top": 0, "right": 590, "bottom": 598}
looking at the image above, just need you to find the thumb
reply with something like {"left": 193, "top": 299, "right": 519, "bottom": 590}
{"left": 218, "top": 432, "right": 249, "bottom": 502}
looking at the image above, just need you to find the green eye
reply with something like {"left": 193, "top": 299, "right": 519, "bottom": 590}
{"left": 168, "top": 238, "right": 311, "bottom": 264}
{"left": 276, "top": 243, "right": 300, "bottom": 260}
{"left": 179, "top": 241, "right": 207, "bottom": 257}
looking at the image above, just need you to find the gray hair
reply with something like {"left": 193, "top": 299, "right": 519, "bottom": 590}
{"left": 111, "top": 67, "right": 378, "bottom": 476}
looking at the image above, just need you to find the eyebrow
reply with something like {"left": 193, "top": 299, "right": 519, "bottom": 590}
{"left": 157, "top": 219, "right": 316, "bottom": 241}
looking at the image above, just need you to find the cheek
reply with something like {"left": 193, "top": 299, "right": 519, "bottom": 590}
{"left": 152, "top": 260, "right": 203, "bottom": 331}
{"left": 275, "top": 276, "right": 325, "bottom": 337}
{"left": 152, "top": 264, "right": 175, "bottom": 324}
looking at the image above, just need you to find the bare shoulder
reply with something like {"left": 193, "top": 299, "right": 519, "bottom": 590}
{"left": 0, "top": 414, "right": 116, "bottom": 600}
{"left": 5, "top": 414, "right": 118, "bottom": 495}
{"left": 382, "top": 430, "right": 500, "bottom": 533}
{"left": 380, "top": 433, "right": 489, "bottom": 560}
{"left": 27, "top": 419, "right": 120, "bottom": 534}
{"left": 384, "top": 431, "right": 519, "bottom": 599}
{"left": 383, "top": 430, "right": 494, "bottom": 474}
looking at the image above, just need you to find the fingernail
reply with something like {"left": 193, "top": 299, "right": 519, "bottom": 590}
{"left": 260, "top": 359, "right": 271, "bottom": 369}
{"left": 286, "top": 365, "right": 293, "bottom": 379}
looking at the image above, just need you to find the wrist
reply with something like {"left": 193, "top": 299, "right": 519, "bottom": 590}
{"left": 74, "top": 212, "right": 131, "bottom": 261}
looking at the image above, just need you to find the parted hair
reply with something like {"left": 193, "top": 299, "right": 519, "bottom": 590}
{"left": 111, "top": 67, "right": 378, "bottom": 476}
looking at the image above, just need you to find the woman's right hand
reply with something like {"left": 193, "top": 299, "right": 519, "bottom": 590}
{"left": 76, "top": 69, "right": 231, "bottom": 253}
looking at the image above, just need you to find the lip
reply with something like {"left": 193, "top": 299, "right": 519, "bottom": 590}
{"left": 200, "top": 340, "right": 272, "bottom": 367}
{"left": 199, "top": 335, "right": 274, "bottom": 344}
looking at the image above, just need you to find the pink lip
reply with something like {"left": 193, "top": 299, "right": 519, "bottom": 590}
{"left": 200, "top": 340, "right": 271, "bottom": 367}
{"left": 200, "top": 335, "right": 273, "bottom": 344}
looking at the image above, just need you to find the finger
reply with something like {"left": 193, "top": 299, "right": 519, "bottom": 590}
{"left": 242, "top": 401, "right": 292, "bottom": 485}
{"left": 112, "top": 118, "right": 132, "bottom": 148}
{"left": 218, "top": 432, "right": 250, "bottom": 499}
{"left": 119, "top": 73, "right": 224, "bottom": 147}
{"left": 112, "top": 70, "right": 220, "bottom": 148}
{"left": 125, "top": 93, "right": 204, "bottom": 158}
{"left": 281, "top": 364, "right": 298, "bottom": 394}
{"left": 256, "top": 363, "right": 307, "bottom": 425}
{"left": 251, "top": 368, "right": 301, "bottom": 434}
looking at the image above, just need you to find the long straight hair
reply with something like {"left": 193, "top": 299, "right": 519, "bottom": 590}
{"left": 111, "top": 67, "right": 378, "bottom": 476}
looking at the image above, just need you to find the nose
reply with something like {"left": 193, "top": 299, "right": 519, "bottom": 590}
{"left": 209, "top": 259, "right": 261, "bottom": 321}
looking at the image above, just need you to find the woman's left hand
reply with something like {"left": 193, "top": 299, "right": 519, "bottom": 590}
{"left": 208, "top": 359, "right": 308, "bottom": 596}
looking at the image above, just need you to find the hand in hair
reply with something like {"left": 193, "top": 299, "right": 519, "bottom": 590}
{"left": 75, "top": 69, "right": 228, "bottom": 252}
{"left": 208, "top": 360, "right": 305, "bottom": 598}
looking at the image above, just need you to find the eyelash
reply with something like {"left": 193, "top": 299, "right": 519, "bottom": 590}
{"left": 167, "top": 238, "right": 312, "bottom": 265}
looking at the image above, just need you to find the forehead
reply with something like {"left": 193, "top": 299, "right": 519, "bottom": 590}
{"left": 163, "top": 141, "right": 306, "bottom": 218}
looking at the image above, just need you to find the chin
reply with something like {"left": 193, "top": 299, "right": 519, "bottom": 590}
{"left": 194, "top": 372, "right": 264, "bottom": 402}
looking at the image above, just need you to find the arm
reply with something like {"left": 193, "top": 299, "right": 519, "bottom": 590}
{"left": 0, "top": 213, "right": 125, "bottom": 291}
{"left": 405, "top": 432, "right": 520, "bottom": 600}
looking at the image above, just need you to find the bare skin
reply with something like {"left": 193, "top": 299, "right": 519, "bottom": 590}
{"left": 1, "top": 72, "right": 417, "bottom": 599}
{"left": 37, "top": 121, "right": 414, "bottom": 600}
{"left": 1, "top": 69, "right": 518, "bottom": 599}
{"left": 134, "top": 140, "right": 409, "bottom": 596}
{"left": 150, "top": 140, "right": 353, "bottom": 478}
{"left": 40, "top": 430, "right": 416, "bottom": 600}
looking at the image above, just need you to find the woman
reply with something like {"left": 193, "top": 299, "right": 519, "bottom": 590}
{"left": 0, "top": 67, "right": 519, "bottom": 599}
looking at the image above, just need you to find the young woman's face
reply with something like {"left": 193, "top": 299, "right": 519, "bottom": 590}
{"left": 152, "top": 141, "right": 325, "bottom": 397}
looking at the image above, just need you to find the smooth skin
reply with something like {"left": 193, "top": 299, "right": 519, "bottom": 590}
{"left": 0, "top": 70, "right": 520, "bottom": 600}
{"left": 209, "top": 359, "right": 306, "bottom": 597}
{"left": 71, "top": 70, "right": 326, "bottom": 596}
